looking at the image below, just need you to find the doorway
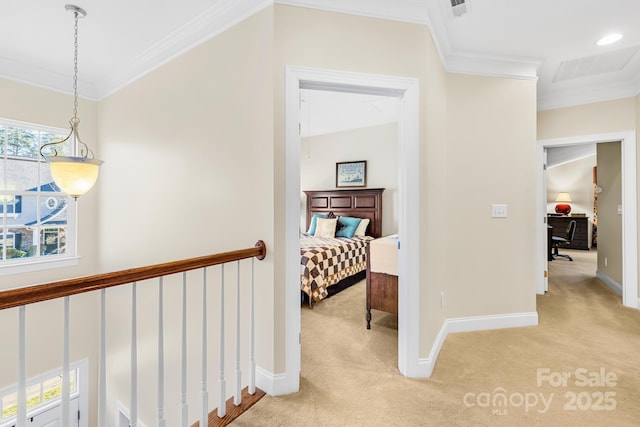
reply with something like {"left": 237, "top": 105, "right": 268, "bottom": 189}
{"left": 537, "top": 132, "right": 637, "bottom": 308}
{"left": 283, "top": 67, "right": 422, "bottom": 393}
{"left": 545, "top": 144, "right": 601, "bottom": 297}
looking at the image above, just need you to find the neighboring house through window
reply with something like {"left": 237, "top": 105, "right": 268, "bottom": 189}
{"left": 0, "top": 118, "right": 78, "bottom": 272}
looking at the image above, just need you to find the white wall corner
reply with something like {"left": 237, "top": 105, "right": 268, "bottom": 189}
{"left": 256, "top": 366, "right": 292, "bottom": 396}
{"left": 420, "top": 312, "right": 540, "bottom": 378}
{"left": 416, "top": 320, "right": 450, "bottom": 378}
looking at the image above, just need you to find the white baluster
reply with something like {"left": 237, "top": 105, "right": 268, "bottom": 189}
{"left": 201, "top": 268, "right": 209, "bottom": 427}
{"left": 99, "top": 289, "right": 106, "bottom": 427}
{"left": 218, "top": 265, "right": 226, "bottom": 418}
{"left": 61, "top": 297, "right": 70, "bottom": 426}
{"left": 234, "top": 262, "right": 241, "bottom": 406}
{"left": 249, "top": 258, "right": 256, "bottom": 395}
{"left": 181, "top": 272, "right": 188, "bottom": 427}
{"left": 131, "top": 283, "right": 138, "bottom": 427}
{"left": 17, "top": 306, "right": 26, "bottom": 427}
{"left": 157, "top": 278, "right": 166, "bottom": 427}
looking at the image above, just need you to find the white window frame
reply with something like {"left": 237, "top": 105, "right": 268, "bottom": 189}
{"left": 0, "top": 118, "right": 79, "bottom": 276}
{"left": 0, "top": 359, "right": 88, "bottom": 427}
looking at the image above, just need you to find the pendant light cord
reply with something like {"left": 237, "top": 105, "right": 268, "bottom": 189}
{"left": 39, "top": 5, "right": 94, "bottom": 160}
{"left": 72, "top": 9, "right": 79, "bottom": 125}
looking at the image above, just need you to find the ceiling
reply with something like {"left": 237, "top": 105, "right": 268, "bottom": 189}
{"left": 300, "top": 90, "right": 400, "bottom": 138}
{"left": 1, "top": 0, "right": 639, "bottom": 117}
{"left": 547, "top": 144, "right": 596, "bottom": 169}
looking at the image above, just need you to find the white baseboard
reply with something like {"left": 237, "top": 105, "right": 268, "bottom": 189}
{"left": 263, "top": 312, "right": 539, "bottom": 385}
{"left": 596, "top": 270, "right": 622, "bottom": 296}
{"left": 256, "top": 366, "right": 291, "bottom": 396}
{"left": 446, "top": 312, "right": 539, "bottom": 333}
{"left": 416, "top": 312, "right": 539, "bottom": 378}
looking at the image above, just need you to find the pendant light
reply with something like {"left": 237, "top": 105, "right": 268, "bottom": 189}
{"left": 40, "top": 4, "right": 103, "bottom": 199}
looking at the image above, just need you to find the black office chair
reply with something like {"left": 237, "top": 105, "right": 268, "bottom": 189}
{"left": 552, "top": 220, "right": 576, "bottom": 261}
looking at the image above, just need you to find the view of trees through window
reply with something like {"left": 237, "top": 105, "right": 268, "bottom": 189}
{"left": 0, "top": 368, "right": 78, "bottom": 420}
{"left": 0, "top": 119, "right": 75, "bottom": 264}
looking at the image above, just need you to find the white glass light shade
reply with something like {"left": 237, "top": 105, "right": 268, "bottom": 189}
{"left": 47, "top": 156, "right": 103, "bottom": 198}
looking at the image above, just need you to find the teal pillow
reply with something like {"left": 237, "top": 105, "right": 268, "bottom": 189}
{"left": 335, "top": 216, "right": 362, "bottom": 238}
{"left": 307, "top": 214, "right": 327, "bottom": 235}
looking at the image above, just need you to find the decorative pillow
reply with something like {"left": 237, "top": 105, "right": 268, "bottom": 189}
{"left": 354, "top": 218, "right": 370, "bottom": 237}
{"left": 314, "top": 218, "right": 338, "bottom": 238}
{"left": 335, "top": 216, "right": 362, "bottom": 238}
{"left": 307, "top": 213, "right": 327, "bottom": 235}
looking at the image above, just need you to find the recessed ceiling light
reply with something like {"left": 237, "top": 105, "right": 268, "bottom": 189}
{"left": 597, "top": 33, "right": 623, "bottom": 46}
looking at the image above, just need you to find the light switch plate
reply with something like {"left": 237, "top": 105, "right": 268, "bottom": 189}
{"left": 492, "top": 204, "right": 508, "bottom": 218}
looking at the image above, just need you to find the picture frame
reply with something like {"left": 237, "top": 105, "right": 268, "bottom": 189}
{"left": 336, "top": 160, "right": 367, "bottom": 188}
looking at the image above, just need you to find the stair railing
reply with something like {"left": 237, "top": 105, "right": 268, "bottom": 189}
{"left": 0, "top": 240, "right": 266, "bottom": 427}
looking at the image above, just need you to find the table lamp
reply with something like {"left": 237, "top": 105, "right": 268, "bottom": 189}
{"left": 555, "top": 192, "right": 572, "bottom": 215}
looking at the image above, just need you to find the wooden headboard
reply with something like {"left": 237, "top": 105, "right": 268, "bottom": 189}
{"left": 303, "top": 188, "right": 385, "bottom": 238}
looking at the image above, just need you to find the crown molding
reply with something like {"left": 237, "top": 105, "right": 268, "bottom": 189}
{"left": 0, "top": 0, "right": 271, "bottom": 101}
{"left": 538, "top": 77, "right": 640, "bottom": 111}
{"left": 424, "top": 0, "right": 540, "bottom": 81}
{"left": 96, "top": 0, "right": 272, "bottom": 99}
{"left": 444, "top": 52, "right": 540, "bottom": 80}
{"left": 0, "top": 57, "right": 99, "bottom": 100}
{"left": 275, "top": 0, "right": 429, "bottom": 25}
{"left": 2, "top": 0, "right": 635, "bottom": 110}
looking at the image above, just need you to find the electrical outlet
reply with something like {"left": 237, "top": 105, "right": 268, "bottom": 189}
{"left": 604, "top": 257, "right": 608, "bottom": 267}
{"left": 440, "top": 291, "right": 445, "bottom": 309}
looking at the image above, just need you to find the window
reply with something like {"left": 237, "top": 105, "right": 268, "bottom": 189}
{"left": 0, "top": 366, "right": 81, "bottom": 426}
{"left": 0, "top": 118, "right": 77, "bottom": 269}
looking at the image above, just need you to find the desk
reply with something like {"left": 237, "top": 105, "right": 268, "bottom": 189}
{"left": 547, "top": 216, "right": 590, "bottom": 250}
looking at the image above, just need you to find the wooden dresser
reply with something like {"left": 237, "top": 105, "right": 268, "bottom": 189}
{"left": 547, "top": 215, "right": 590, "bottom": 250}
{"left": 365, "top": 235, "right": 398, "bottom": 329}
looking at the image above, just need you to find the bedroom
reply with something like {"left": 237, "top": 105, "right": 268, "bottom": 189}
{"left": 297, "top": 86, "right": 400, "bottom": 363}
{"left": 298, "top": 88, "right": 399, "bottom": 304}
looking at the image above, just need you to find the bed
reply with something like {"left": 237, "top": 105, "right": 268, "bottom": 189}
{"left": 301, "top": 188, "right": 384, "bottom": 306}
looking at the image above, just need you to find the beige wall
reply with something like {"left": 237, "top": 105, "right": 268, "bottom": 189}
{"left": 445, "top": 74, "right": 538, "bottom": 318}
{"left": 300, "top": 122, "right": 399, "bottom": 235}
{"left": 420, "top": 26, "right": 449, "bottom": 358}
{"left": 597, "top": 142, "right": 623, "bottom": 284}
{"left": 97, "top": 9, "right": 274, "bottom": 425}
{"left": 0, "top": 78, "right": 100, "bottom": 424}
{"left": 537, "top": 98, "right": 636, "bottom": 140}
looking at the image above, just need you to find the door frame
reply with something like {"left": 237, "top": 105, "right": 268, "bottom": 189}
{"left": 536, "top": 131, "right": 638, "bottom": 308}
{"left": 284, "top": 66, "right": 422, "bottom": 391}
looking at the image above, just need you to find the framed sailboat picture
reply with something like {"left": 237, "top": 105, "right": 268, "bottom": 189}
{"left": 336, "top": 161, "right": 366, "bottom": 188}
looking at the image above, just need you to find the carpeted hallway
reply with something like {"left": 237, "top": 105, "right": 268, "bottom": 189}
{"left": 235, "top": 249, "right": 640, "bottom": 426}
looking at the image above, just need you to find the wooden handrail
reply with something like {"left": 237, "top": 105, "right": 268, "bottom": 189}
{"left": 0, "top": 240, "right": 266, "bottom": 311}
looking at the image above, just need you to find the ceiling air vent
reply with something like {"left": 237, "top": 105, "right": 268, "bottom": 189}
{"left": 554, "top": 46, "right": 640, "bottom": 82}
{"left": 451, "top": 0, "right": 468, "bottom": 17}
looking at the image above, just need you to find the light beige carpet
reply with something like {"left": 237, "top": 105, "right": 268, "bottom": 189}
{"left": 235, "top": 249, "right": 640, "bottom": 426}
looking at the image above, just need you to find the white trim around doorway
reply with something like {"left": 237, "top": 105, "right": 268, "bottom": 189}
{"left": 282, "top": 66, "right": 423, "bottom": 392}
{"left": 536, "top": 131, "right": 638, "bottom": 309}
